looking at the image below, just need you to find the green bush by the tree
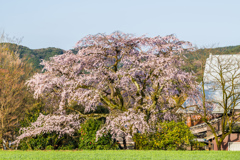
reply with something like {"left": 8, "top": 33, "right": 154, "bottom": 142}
{"left": 78, "top": 118, "right": 118, "bottom": 150}
{"left": 133, "top": 121, "right": 202, "bottom": 150}
{"left": 18, "top": 133, "right": 78, "bottom": 150}
{"left": 18, "top": 102, "right": 79, "bottom": 150}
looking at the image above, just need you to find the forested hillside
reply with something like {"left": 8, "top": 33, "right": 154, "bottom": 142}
{"left": 0, "top": 43, "right": 64, "bottom": 70}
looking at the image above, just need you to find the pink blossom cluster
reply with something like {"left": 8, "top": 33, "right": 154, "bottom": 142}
{"left": 96, "top": 109, "right": 152, "bottom": 140}
{"left": 14, "top": 113, "right": 82, "bottom": 146}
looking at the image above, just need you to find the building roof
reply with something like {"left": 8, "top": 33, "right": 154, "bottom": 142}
{"left": 206, "top": 131, "right": 222, "bottom": 140}
{"left": 204, "top": 54, "right": 240, "bottom": 83}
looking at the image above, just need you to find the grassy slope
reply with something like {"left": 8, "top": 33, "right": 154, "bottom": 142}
{"left": 0, "top": 150, "right": 239, "bottom": 160}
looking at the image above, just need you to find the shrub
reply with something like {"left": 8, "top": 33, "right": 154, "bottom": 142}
{"left": 18, "top": 132, "right": 79, "bottom": 150}
{"left": 78, "top": 118, "right": 118, "bottom": 150}
{"left": 133, "top": 121, "right": 199, "bottom": 150}
{"left": 46, "top": 145, "right": 54, "bottom": 150}
{"left": 17, "top": 102, "right": 78, "bottom": 150}
{"left": 133, "top": 133, "right": 153, "bottom": 150}
{"left": 96, "top": 132, "right": 118, "bottom": 150}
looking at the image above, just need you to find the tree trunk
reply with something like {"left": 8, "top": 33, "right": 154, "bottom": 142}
{"left": 1, "top": 116, "right": 4, "bottom": 150}
{"left": 26, "top": 138, "right": 32, "bottom": 150}
{"left": 0, "top": 133, "right": 2, "bottom": 150}
{"left": 217, "top": 141, "right": 222, "bottom": 150}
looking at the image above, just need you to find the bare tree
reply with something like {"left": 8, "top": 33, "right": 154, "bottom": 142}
{"left": 185, "top": 49, "right": 240, "bottom": 150}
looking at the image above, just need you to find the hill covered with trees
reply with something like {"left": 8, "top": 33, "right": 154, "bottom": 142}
{"left": 0, "top": 43, "right": 65, "bottom": 70}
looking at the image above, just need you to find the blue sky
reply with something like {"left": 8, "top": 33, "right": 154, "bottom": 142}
{"left": 1, "top": 0, "right": 240, "bottom": 50}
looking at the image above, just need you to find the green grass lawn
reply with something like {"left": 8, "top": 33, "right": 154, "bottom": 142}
{"left": 0, "top": 150, "right": 240, "bottom": 160}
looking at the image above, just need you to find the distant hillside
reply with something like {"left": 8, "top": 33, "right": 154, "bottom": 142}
{"left": 0, "top": 43, "right": 65, "bottom": 70}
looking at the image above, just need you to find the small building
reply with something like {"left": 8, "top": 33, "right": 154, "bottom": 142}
{"left": 178, "top": 53, "right": 240, "bottom": 150}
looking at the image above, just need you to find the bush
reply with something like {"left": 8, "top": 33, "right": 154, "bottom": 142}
{"left": 133, "top": 133, "right": 153, "bottom": 150}
{"left": 46, "top": 145, "right": 54, "bottom": 150}
{"left": 133, "top": 121, "right": 199, "bottom": 150}
{"left": 96, "top": 132, "right": 118, "bottom": 150}
{"left": 18, "top": 132, "right": 79, "bottom": 150}
{"left": 58, "top": 144, "right": 75, "bottom": 150}
{"left": 78, "top": 118, "right": 118, "bottom": 150}
{"left": 17, "top": 102, "right": 79, "bottom": 150}
{"left": 19, "top": 100, "right": 46, "bottom": 128}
